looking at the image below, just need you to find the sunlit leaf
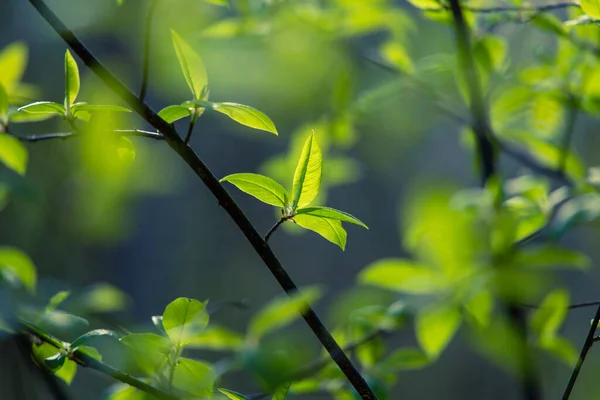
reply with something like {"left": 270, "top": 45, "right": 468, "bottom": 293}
{"left": 78, "top": 283, "right": 128, "bottom": 313}
{"left": 220, "top": 173, "right": 288, "bottom": 207}
{"left": 379, "top": 40, "right": 414, "bottom": 74}
{"left": 0, "top": 247, "right": 36, "bottom": 292}
{"left": 272, "top": 382, "right": 291, "bottom": 400}
{"left": 406, "top": 0, "right": 440, "bottom": 8}
{"left": 0, "top": 42, "right": 27, "bottom": 93}
{"left": 106, "top": 384, "right": 147, "bottom": 400}
{"left": 295, "top": 206, "right": 368, "bottom": 229}
{"left": 162, "top": 297, "right": 209, "bottom": 346}
{"left": 172, "top": 358, "right": 215, "bottom": 398}
{"left": 530, "top": 289, "right": 569, "bottom": 343}
{"left": 158, "top": 105, "right": 191, "bottom": 123}
{"left": 293, "top": 214, "right": 347, "bottom": 250}
{"left": 18, "top": 101, "right": 65, "bottom": 115}
{"left": 464, "top": 290, "right": 493, "bottom": 328}
{"left": 55, "top": 359, "right": 77, "bottom": 384}
{"left": 204, "top": 0, "right": 229, "bottom": 6}
{"left": 171, "top": 30, "right": 208, "bottom": 100}
{"left": 116, "top": 137, "right": 136, "bottom": 165}
{"left": 47, "top": 291, "right": 70, "bottom": 312}
{"left": 0, "top": 133, "right": 27, "bottom": 175}
{"left": 0, "top": 84, "right": 8, "bottom": 119}
{"left": 72, "top": 329, "right": 120, "bottom": 348}
{"left": 120, "top": 333, "right": 171, "bottom": 374}
{"left": 218, "top": 388, "right": 251, "bottom": 400}
{"left": 380, "top": 347, "right": 431, "bottom": 371}
{"left": 185, "top": 325, "right": 243, "bottom": 351}
{"left": 77, "top": 345, "right": 103, "bottom": 361}
{"left": 41, "top": 310, "right": 89, "bottom": 331}
{"left": 248, "top": 286, "right": 322, "bottom": 341}
{"left": 210, "top": 102, "right": 278, "bottom": 135}
{"left": 358, "top": 259, "right": 442, "bottom": 294}
{"left": 416, "top": 304, "right": 461, "bottom": 359}
{"left": 514, "top": 245, "right": 589, "bottom": 270}
{"left": 64, "top": 50, "right": 80, "bottom": 109}
{"left": 71, "top": 103, "right": 131, "bottom": 119}
{"left": 581, "top": 0, "right": 600, "bottom": 19}
{"left": 291, "top": 132, "right": 322, "bottom": 210}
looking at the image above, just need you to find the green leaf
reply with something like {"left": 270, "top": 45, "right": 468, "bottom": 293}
{"left": 406, "top": 0, "right": 440, "bottom": 8}
{"left": 220, "top": 173, "right": 288, "bottom": 207}
{"left": 295, "top": 206, "right": 368, "bottom": 229}
{"left": 531, "top": 14, "right": 568, "bottom": 37}
{"left": 41, "top": 310, "right": 89, "bottom": 331}
{"left": 78, "top": 283, "right": 128, "bottom": 313}
{"left": 514, "top": 245, "right": 589, "bottom": 270}
{"left": 55, "top": 359, "right": 77, "bottom": 384}
{"left": 0, "top": 247, "right": 36, "bottom": 292}
{"left": 45, "top": 353, "right": 66, "bottom": 371}
{"left": 293, "top": 214, "right": 347, "bottom": 250}
{"left": 172, "top": 358, "right": 215, "bottom": 398}
{"left": 116, "top": 137, "right": 136, "bottom": 165}
{"left": 530, "top": 289, "right": 569, "bottom": 343}
{"left": 0, "top": 83, "right": 8, "bottom": 119}
{"left": 358, "top": 259, "right": 442, "bottom": 294}
{"left": 0, "top": 133, "right": 27, "bottom": 175}
{"left": 107, "top": 384, "right": 147, "bottom": 400}
{"left": 218, "top": 388, "right": 251, "bottom": 400}
{"left": 72, "top": 329, "right": 120, "bottom": 348}
{"left": 171, "top": 31, "right": 208, "bottom": 101}
{"left": 381, "top": 347, "right": 431, "bottom": 371}
{"left": 120, "top": 333, "right": 171, "bottom": 374}
{"left": 18, "top": 101, "right": 65, "bottom": 115}
{"left": 0, "top": 42, "right": 27, "bottom": 93}
{"left": 548, "top": 193, "right": 600, "bottom": 237}
{"left": 204, "top": 0, "right": 229, "bottom": 6}
{"left": 76, "top": 345, "right": 103, "bottom": 361}
{"left": 71, "top": 103, "right": 131, "bottom": 119}
{"left": 162, "top": 298, "right": 209, "bottom": 346}
{"left": 158, "top": 105, "right": 191, "bottom": 123}
{"left": 185, "top": 325, "right": 243, "bottom": 350}
{"left": 47, "top": 291, "right": 70, "bottom": 312}
{"left": 581, "top": 0, "right": 600, "bottom": 19}
{"left": 211, "top": 102, "right": 278, "bottom": 135}
{"left": 248, "top": 286, "right": 322, "bottom": 341}
{"left": 272, "top": 382, "right": 291, "bottom": 400}
{"left": 64, "top": 50, "right": 80, "bottom": 109}
{"left": 291, "top": 132, "right": 322, "bottom": 210}
{"left": 416, "top": 304, "right": 461, "bottom": 359}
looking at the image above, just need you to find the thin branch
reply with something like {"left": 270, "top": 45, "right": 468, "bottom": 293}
{"left": 562, "top": 305, "right": 600, "bottom": 399}
{"left": 26, "top": 1, "right": 377, "bottom": 399}
{"left": 15, "top": 129, "right": 164, "bottom": 142}
{"left": 419, "top": 2, "right": 580, "bottom": 13}
{"left": 139, "top": 0, "right": 159, "bottom": 102}
{"left": 514, "top": 194, "right": 573, "bottom": 248}
{"left": 264, "top": 217, "right": 287, "bottom": 242}
{"left": 21, "top": 323, "right": 177, "bottom": 400}
{"left": 184, "top": 109, "right": 197, "bottom": 144}
{"left": 521, "top": 301, "right": 600, "bottom": 310}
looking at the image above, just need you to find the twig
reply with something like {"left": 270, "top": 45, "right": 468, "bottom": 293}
{"left": 184, "top": 109, "right": 197, "bottom": 144}
{"left": 514, "top": 194, "right": 573, "bottom": 248}
{"left": 21, "top": 323, "right": 176, "bottom": 400}
{"left": 562, "top": 305, "right": 600, "bottom": 399}
{"left": 521, "top": 301, "right": 600, "bottom": 310}
{"left": 264, "top": 217, "right": 287, "bottom": 242}
{"left": 15, "top": 129, "right": 164, "bottom": 142}
{"left": 26, "top": 1, "right": 377, "bottom": 398}
{"left": 139, "top": 0, "right": 158, "bottom": 101}
{"left": 418, "top": 2, "right": 580, "bottom": 13}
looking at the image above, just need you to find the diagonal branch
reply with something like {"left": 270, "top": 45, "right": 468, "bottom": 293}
{"left": 26, "top": 1, "right": 376, "bottom": 399}
{"left": 418, "top": 2, "right": 580, "bottom": 13}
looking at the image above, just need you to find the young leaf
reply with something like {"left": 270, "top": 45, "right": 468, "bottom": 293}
{"left": 581, "top": 0, "right": 600, "bottom": 20}
{"left": 0, "top": 133, "right": 27, "bottom": 175}
{"left": 204, "top": 0, "right": 229, "bottom": 7}
{"left": 272, "top": 382, "right": 291, "bottom": 400}
{"left": 116, "top": 137, "right": 136, "bottom": 165}
{"left": 220, "top": 173, "right": 288, "bottom": 207}
{"left": 185, "top": 325, "right": 243, "bottom": 350}
{"left": 293, "top": 214, "right": 347, "bottom": 250}
{"left": 46, "top": 291, "right": 70, "bottom": 312}
{"left": 120, "top": 333, "right": 171, "bottom": 374}
{"left": 248, "top": 286, "right": 322, "bottom": 341}
{"left": 162, "top": 297, "right": 209, "bottom": 346}
{"left": 64, "top": 50, "right": 80, "bottom": 109}
{"left": 0, "top": 246, "right": 36, "bottom": 292}
{"left": 76, "top": 346, "right": 103, "bottom": 361}
{"left": 0, "top": 42, "right": 27, "bottom": 93}
{"left": 291, "top": 132, "right": 322, "bottom": 210}
{"left": 158, "top": 105, "right": 191, "bottom": 123}
{"left": 218, "top": 388, "right": 251, "bottom": 400}
{"left": 358, "top": 259, "right": 442, "bottom": 294}
{"left": 55, "top": 359, "right": 77, "bottom": 384}
{"left": 0, "top": 83, "right": 8, "bottom": 119}
{"left": 530, "top": 289, "right": 569, "bottom": 343}
{"left": 171, "top": 31, "right": 208, "bottom": 100}
{"left": 416, "top": 305, "right": 461, "bottom": 359}
{"left": 381, "top": 347, "right": 431, "bottom": 371}
{"left": 70, "top": 103, "right": 131, "bottom": 118}
{"left": 295, "top": 206, "right": 368, "bottom": 229}
{"left": 211, "top": 102, "right": 278, "bottom": 135}
{"left": 18, "top": 101, "right": 66, "bottom": 115}
{"left": 172, "top": 358, "right": 215, "bottom": 398}
{"left": 71, "top": 329, "right": 120, "bottom": 348}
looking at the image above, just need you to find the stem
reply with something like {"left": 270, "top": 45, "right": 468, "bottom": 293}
{"left": 558, "top": 95, "right": 579, "bottom": 174}
{"left": 419, "top": 2, "right": 580, "bottom": 13}
{"left": 184, "top": 109, "right": 197, "bottom": 144}
{"left": 15, "top": 129, "right": 164, "bottom": 142}
{"left": 139, "top": 0, "right": 158, "bottom": 101}
{"left": 264, "top": 217, "right": 286, "bottom": 242}
{"left": 521, "top": 301, "right": 600, "bottom": 310}
{"left": 562, "top": 305, "right": 600, "bottom": 399}
{"left": 27, "top": 1, "right": 377, "bottom": 398}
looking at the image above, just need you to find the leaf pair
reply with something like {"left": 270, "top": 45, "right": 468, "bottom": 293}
{"left": 158, "top": 31, "right": 277, "bottom": 135}
{"left": 222, "top": 133, "right": 367, "bottom": 249}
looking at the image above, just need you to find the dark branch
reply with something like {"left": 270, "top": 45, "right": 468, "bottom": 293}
{"left": 419, "top": 2, "right": 580, "bottom": 13}
{"left": 562, "top": 305, "right": 600, "bottom": 399}
{"left": 139, "top": 0, "right": 159, "bottom": 101}
{"left": 264, "top": 217, "right": 287, "bottom": 242}
{"left": 27, "top": 1, "right": 377, "bottom": 398}
{"left": 521, "top": 301, "right": 600, "bottom": 310}
{"left": 15, "top": 129, "right": 164, "bottom": 142}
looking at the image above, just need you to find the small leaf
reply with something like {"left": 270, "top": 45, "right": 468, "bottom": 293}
{"left": 416, "top": 304, "right": 462, "bottom": 359}
{"left": 272, "top": 382, "right": 291, "bottom": 400}
{"left": 220, "top": 173, "right": 288, "bottom": 207}
{"left": 530, "top": 289, "right": 569, "bottom": 343}
{"left": 162, "top": 298, "right": 209, "bottom": 346}
{"left": 120, "top": 333, "right": 171, "bottom": 374}
{"left": 172, "top": 358, "right": 215, "bottom": 398}
{"left": 106, "top": 384, "right": 146, "bottom": 400}
{"left": 381, "top": 347, "right": 431, "bottom": 371}
{"left": 55, "top": 359, "right": 77, "bottom": 384}
{"left": 358, "top": 259, "right": 442, "bottom": 294}
{"left": 116, "top": 137, "right": 136, "bottom": 165}
{"left": 76, "top": 346, "right": 103, "bottom": 361}
{"left": 218, "top": 388, "right": 251, "bottom": 400}
{"left": 71, "top": 103, "right": 131, "bottom": 119}
{"left": 72, "top": 329, "right": 120, "bottom": 348}
{"left": 158, "top": 105, "right": 191, "bottom": 123}
{"left": 295, "top": 206, "right": 368, "bottom": 229}
{"left": 78, "top": 283, "right": 128, "bottom": 313}
{"left": 248, "top": 286, "right": 322, "bottom": 341}
{"left": 0, "top": 133, "right": 27, "bottom": 175}
{"left": 291, "top": 132, "right": 322, "bottom": 210}
{"left": 171, "top": 31, "right": 208, "bottom": 100}
{"left": 18, "top": 101, "right": 65, "bottom": 115}
{"left": 514, "top": 245, "right": 589, "bottom": 270}
{"left": 45, "top": 353, "right": 66, "bottom": 371}
{"left": 581, "top": 0, "right": 600, "bottom": 19}
{"left": 211, "top": 102, "right": 278, "bottom": 135}
{"left": 47, "top": 291, "right": 70, "bottom": 312}
{"left": 406, "top": 0, "right": 440, "bottom": 8}
{"left": 185, "top": 325, "right": 243, "bottom": 350}
{"left": 0, "top": 247, "right": 36, "bottom": 292}
{"left": 0, "top": 83, "right": 8, "bottom": 119}
{"left": 0, "top": 42, "right": 28, "bottom": 93}
{"left": 64, "top": 50, "right": 80, "bottom": 109}
{"left": 293, "top": 214, "right": 347, "bottom": 250}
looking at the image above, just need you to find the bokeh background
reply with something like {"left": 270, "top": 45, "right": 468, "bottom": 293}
{"left": 2, "top": 0, "right": 600, "bottom": 399}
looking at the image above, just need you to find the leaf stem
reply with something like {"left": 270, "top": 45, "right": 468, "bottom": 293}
{"left": 26, "top": 1, "right": 377, "bottom": 398}
{"left": 562, "top": 305, "right": 600, "bottom": 399}
{"left": 139, "top": 0, "right": 158, "bottom": 102}
{"left": 418, "top": 2, "right": 580, "bottom": 13}
{"left": 264, "top": 217, "right": 288, "bottom": 242}
{"left": 14, "top": 129, "right": 164, "bottom": 142}
{"left": 558, "top": 95, "right": 580, "bottom": 174}
{"left": 184, "top": 109, "right": 197, "bottom": 144}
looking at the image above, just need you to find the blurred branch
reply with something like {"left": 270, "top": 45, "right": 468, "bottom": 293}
{"left": 521, "top": 300, "right": 600, "bottom": 310}
{"left": 207, "top": 298, "right": 250, "bottom": 315}
{"left": 139, "top": 0, "right": 159, "bottom": 101}
{"left": 15, "top": 129, "right": 165, "bottom": 142}
{"left": 21, "top": 323, "right": 177, "bottom": 400}
{"left": 514, "top": 194, "right": 573, "bottom": 248}
{"left": 418, "top": 2, "right": 580, "bottom": 13}
{"left": 26, "top": 1, "right": 377, "bottom": 399}
{"left": 562, "top": 304, "right": 600, "bottom": 399}
{"left": 558, "top": 95, "right": 580, "bottom": 174}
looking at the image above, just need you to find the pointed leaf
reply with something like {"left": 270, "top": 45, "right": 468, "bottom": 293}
{"left": 172, "top": 358, "right": 215, "bottom": 398}
{"left": 185, "top": 325, "right": 243, "bottom": 350}
{"left": 416, "top": 304, "right": 462, "bottom": 359}
{"left": 221, "top": 173, "right": 288, "bottom": 207}
{"left": 581, "top": 0, "right": 600, "bottom": 20}
{"left": 162, "top": 297, "right": 209, "bottom": 346}
{"left": 530, "top": 289, "right": 569, "bottom": 343}
{"left": 381, "top": 347, "right": 431, "bottom": 371}
{"left": 248, "top": 286, "right": 322, "bottom": 341}
{"left": 0, "top": 133, "right": 27, "bottom": 175}
{"left": 76, "top": 345, "right": 103, "bottom": 361}
{"left": 295, "top": 206, "right": 368, "bottom": 229}
{"left": 45, "top": 353, "right": 66, "bottom": 371}
{"left": 0, "top": 83, "right": 8, "bottom": 119}
{"left": 272, "top": 382, "right": 291, "bottom": 400}
{"left": 218, "top": 388, "right": 251, "bottom": 400}
{"left": 71, "top": 104, "right": 131, "bottom": 119}
{"left": 171, "top": 31, "right": 208, "bottom": 100}
{"left": 291, "top": 132, "right": 322, "bottom": 210}
{"left": 47, "top": 291, "right": 70, "bottom": 312}
{"left": 0, "top": 246, "right": 36, "bottom": 292}
{"left": 64, "top": 50, "right": 80, "bottom": 108}
{"left": 18, "top": 101, "right": 65, "bottom": 115}
{"left": 358, "top": 259, "right": 442, "bottom": 294}
{"left": 55, "top": 359, "right": 77, "bottom": 384}
{"left": 72, "top": 329, "right": 120, "bottom": 348}
{"left": 0, "top": 42, "right": 27, "bottom": 93}
{"left": 158, "top": 105, "right": 191, "bottom": 123}
{"left": 293, "top": 214, "right": 346, "bottom": 250}
{"left": 120, "top": 333, "right": 171, "bottom": 374}
{"left": 211, "top": 102, "right": 277, "bottom": 135}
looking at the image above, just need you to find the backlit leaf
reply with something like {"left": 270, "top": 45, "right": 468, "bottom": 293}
{"left": 291, "top": 133, "right": 322, "bottom": 210}
{"left": 158, "top": 105, "right": 191, "bottom": 123}
{"left": 358, "top": 259, "right": 442, "bottom": 294}
{"left": 219, "top": 388, "right": 251, "bottom": 400}
{"left": 416, "top": 304, "right": 461, "bottom": 359}
{"left": 0, "top": 133, "right": 27, "bottom": 175}
{"left": 293, "top": 214, "right": 347, "bottom": 250}
{"left": 581, "top": 0, "right": 600, "bottom": 19}
{"left": 295, "top": 206, "right": 368, "bottom": 229}
{"left": 211, "top": 102, "right": 277, "bottom": 135}
{"left": 64, "top": 50, "right": 80, "bottom": 109}
{"left": 0, "top": 246, "right": 36, "bottom": 292}
{"left": 18, "top": 101, "right": 65, "bottom": 115}
{"left": 172, "top": 358, "right": 215, "bottom": 398}
{"left": 381, "top": 347, "right": 431, "bottom": 371}
{"left": 120, "top": 333, "right": 171, "bottom": 374}
{"left": 0, "top": 42, "right": 27, "bottom": 93}
{"left": 162, "top": 298, "right": 209, "bottom": 346}
{"left": 72, "top": 329, "right": 120, "bottom": 348}
{"left": 272, "top": 382, "right": 291, "bottom": 400}
{"left": 171, "top": 31, "right": 208, "bottom": 100}
{"left": 220, "top": 173, "right": 288, "bottom": 207}
{"left": 530, "top": 289, "right": 569, "bottom": 342}
{"left": 185, "top": 325, "right": 243, "bottom": 351}
{"left": 55, "top": 359, "right": 77, "bottom": 384}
